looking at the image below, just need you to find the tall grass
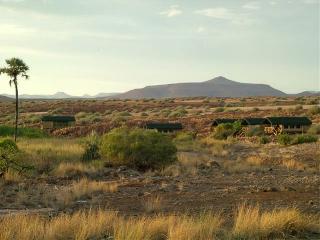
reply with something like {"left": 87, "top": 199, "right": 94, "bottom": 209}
{"left": 0, "top": 125, "right": 46, "bottom": 138}
{"left": 0, "top": 210, "right": 224, "bottom": 240}
{"left": 232, "top": 204, "right": 320, "bottom": 239}
{"left": 0, "top": 206, "right": 317, "bottom": 240}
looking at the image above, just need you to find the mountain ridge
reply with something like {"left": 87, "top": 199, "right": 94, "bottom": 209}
{"left": 1, "top": 76, "right": 318, "bottom": 100}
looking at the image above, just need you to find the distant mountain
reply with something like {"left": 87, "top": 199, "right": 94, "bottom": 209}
{"left": 0, "top": 95, "right": 14, "bottom": 101}
{"left": 1, "top": 77, "right": 317, "bottom": 100}
{"left": 291, "top": 91, "right": 320, "bottom": 97}
{"left": 1, "top": 92, "right": 119, "bottom": 99}
{"left": 113, "top": 76, "right": 287, "bottom": 99}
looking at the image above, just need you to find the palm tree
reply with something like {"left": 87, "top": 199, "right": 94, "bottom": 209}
{"left": 0, "top": 58, "right": 29, "bottom": 141}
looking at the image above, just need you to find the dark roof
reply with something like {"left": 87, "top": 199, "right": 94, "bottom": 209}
{"left": 241, "top": 118, "right": 267, "bottom": 126}
{"left": 212, "top": 118, "right": 238, "bottom": 126}
{"left": 145, "top": 122, "right": 183, "bottom": 131}
{"left": 41, "top": 115, "right": 75, "bottom": 122}
{"left": 265, "top": 117, "right": 312, "bottom": 126}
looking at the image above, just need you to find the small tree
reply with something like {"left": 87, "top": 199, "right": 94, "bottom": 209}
{"left": 0, "top": 58, "right": 29, "bottom": 141}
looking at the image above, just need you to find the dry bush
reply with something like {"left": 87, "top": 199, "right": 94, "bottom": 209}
{"left": 58, "top": 178, "right": 119, "bottom": 204}
{"left": 223, "top": 159, "right": 266, "bottom": 174}
{"left": 3, "top": 169, "right": 23, "bottom": 183}
{"left": 246, "top": 156, "right": 264, "bottom": 166}
{"left": 232, "top": 204, "right": 320, "bottom": 239}
{"left": 53, "top": 162, "right": 98, "bottom": 177}
{"left": 167, "top": 213, "right": 223, "bottom": 240}
{"left": 201, "top": 138, "right": 229, "bottom": 156}
{"left": 142, "top": 195, "right": 163, "bottom": 213}
{"left": 281, "top": 159, "right": 305, "bottom": 171}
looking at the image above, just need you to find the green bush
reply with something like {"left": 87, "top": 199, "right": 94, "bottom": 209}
{"left": 259, "top": 136, "right": 270, "bottom": 144}
{"left": 173, "top": 131, "right": 195, "bottom": 143}
{"left": 212, "top": 121, "right": 242, "bottom": 140}
{"left": 100, "top": 127, "right": 177, "bottom": 170}
{"left": 0, "top": 126, "right": 46, "bottom": 138}
{"left": 214, "top": 107, "right": 224, "bottom": 113}
{"left": 307, "top": 125, "right": 320, "bottom": 135}
{"left": 308, "top": 106, "right": 320, "bottom": 115}
{"left": 245, "top": 126, "right": 265, "bottom": 137}
{"left": 0, "top": 139, "right": 19, "bottom": 173}
{"left": 277, "top": 134, "right": 292, "bottom": 145}
{"left": 81, "top": 132, "right": 101, "bottom": 162}
{"left": 292, "top": 135, "right": 318, "bottom": 144}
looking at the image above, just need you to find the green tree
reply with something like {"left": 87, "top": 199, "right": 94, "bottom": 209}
{"left": 0, "top": 58, "right": 29, "bottom": 141}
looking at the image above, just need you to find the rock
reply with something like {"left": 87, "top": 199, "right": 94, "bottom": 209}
{"left": 207, "top": 160, "right": 221, "bottom": 168}
{"left": 263, "top": 187, "right": 278, "bottom": 192}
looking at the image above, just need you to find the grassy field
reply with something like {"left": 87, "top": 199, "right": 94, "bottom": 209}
{"left": 0, "top": 96, "right": 319, "bottom": 240}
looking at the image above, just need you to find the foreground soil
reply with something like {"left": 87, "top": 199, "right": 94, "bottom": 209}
{"left": 1, "top": 142, "right": 319, "bottom": 222}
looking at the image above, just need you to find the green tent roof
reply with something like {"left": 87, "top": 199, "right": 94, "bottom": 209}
{"left": 212, "top": 118, "right": 238, "bottom": 126}
{"left": 241, "top": 118, "right": 267, "bottom": 125}
{"left": 265, "top": 117, "right": 312, "bottom": 126}
{"left": 41, "top": 115, "right": 75, "bottom": 122}
{"left": 145, "top": 122, "right": 183, "bottom": 131}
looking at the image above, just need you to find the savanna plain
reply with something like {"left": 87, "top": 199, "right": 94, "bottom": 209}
{"left": 0, "top": 96, "right": 319, "bottom": 240}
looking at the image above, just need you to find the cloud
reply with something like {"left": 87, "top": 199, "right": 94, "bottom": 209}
{"left": 302, "top": 0, "right": 318, "bottom": 4}
{"left": 242, "top": 2, "right": 260, "bottom": 10}
{"left": 196, "top": 26, "right": 206, "bottom": 33}
{"left": 269, "top": 1, "right": 277, "bottom": 5}
{"left": 195, "top": 8, "right": 255, "bottom": 25}
{"left": 160, "top": 5, "right": 182, "bottom": 17}
{"left": 0, "top": 24, "right": 37, "bottom": 35}
{"left": 195, "top": 8, "right": 234, "bottom": 20}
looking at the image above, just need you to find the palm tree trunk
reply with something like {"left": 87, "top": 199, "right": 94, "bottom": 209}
{"left": 14, "top": 79, "right": 18, "bottom": 142}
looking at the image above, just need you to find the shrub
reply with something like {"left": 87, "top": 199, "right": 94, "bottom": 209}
{"left": 212, "top": 121, "right": 242, "bottom": 140}
{"left": 214, "top": 107, "right": 224, "bottom": 113}
{"left": 277, "top": 134, "right": 292, "bottom": 145}
{"left": 0, "top": 139, "right": 19, "bottom": 174}
{"left": 295, "top": 105, "right": 303, "bottom": 110}
{"left": 307, "top": 125, "right": 320, "bottom": 135}
{"left": 259, "top": 136, "right": 270, "bottom": 144}
{"left": 291, "top": 135, "right": 318, "bottom": 144}
{"left": 308, "top": 106, "right": 320, "bottom": 115}
{"left": 81, "top": 132, "right": 101, "bottom": 161}
{"left": 174, "top": 131, "right": 195, "bottom": 143}
{"left": 100, "top": 127, "right": 177, "bottom": 170}
{"left": 246, "top": 126, "right": 265, "bottom": 137}
{"left": 0, "top": 126, "right": 46, "bottom": 138}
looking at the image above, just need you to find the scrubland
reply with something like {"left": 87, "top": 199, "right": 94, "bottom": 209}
{"left": 0, "top": 96, "right": 319, "bottom": 239}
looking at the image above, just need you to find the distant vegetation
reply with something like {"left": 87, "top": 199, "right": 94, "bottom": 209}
{"left": 0, "top": 125, "right": 46, "bottom": 138}
{"left": 277, "top": 134, "right": 318, "bottom": 145}
{"left": 212, "top": 121, "right": 242, "bottom": 140}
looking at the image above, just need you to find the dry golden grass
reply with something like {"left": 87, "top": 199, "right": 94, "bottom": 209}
{"left": 143, "top": 195, "right": 163, "bottom": 213}
{"left": 232, "top": 204, "right": 320, "bottom": 239}
{"left": 0, "top": 210, "right": 224, "bottom": 240}
{"left": 57, "top": 178, "right": 119, "bottom": 204}
{"left": 3, "top": 169, "right": 23, "bottom": 183}
{"left": 246, "top": 156, "right": 264, "bottom": 166}
{"left": 17, "top": 138, "right": 83, "bottom": 166}
{"left": 282, "top": 159, "right": 305, "bottom": 171}
{"left": 53, "top": 162, "right": 97, "bottom": 177}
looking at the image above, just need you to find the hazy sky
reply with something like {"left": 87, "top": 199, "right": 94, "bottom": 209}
{"left": 0, "top": 0, "right": 319, "bottom": 95}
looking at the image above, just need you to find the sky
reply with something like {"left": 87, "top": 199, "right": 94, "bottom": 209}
{"left": 0, "top": 0, "right": 319, "bottom": 95}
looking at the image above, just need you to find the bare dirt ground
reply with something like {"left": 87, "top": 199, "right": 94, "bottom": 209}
{"left": 1, "top": 142, "right": 319, "bottom": 223}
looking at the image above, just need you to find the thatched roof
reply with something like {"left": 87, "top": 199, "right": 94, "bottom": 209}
{"left": 265, "top": 117, "right": 312, "bottom": 126}
{"left": 41, "top": 115, "right": 75, "bottom": 122}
